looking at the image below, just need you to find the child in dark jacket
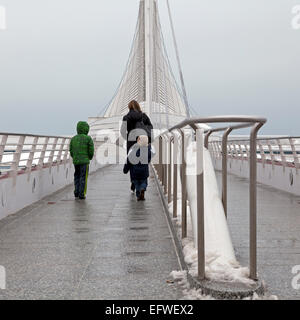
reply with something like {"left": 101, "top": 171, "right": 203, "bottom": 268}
{"left": 123, "top": 135, "right": 155, "bottom": 201}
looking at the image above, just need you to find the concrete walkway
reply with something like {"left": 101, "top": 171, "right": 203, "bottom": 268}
{"left": 0, "top": 165, "right": 182, "bottom": 300}
{"left": 216, "top": 171, "right": 300, "bottom": 300}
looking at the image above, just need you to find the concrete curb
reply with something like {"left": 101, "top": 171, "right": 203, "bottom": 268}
{"left": 151, "top": 165, "right": 265, "bottom": 300}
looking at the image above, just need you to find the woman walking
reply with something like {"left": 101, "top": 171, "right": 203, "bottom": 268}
{"left": 121, "top": 100, "right": 153, "bottom": 192}
{"left": 121, "top": 100, "right": 153, "bottom": 153}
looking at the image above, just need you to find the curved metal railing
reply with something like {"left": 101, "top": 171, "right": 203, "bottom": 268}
{"left": 209, "top": 135, "right": 300, "bottom": 170}
{"left": 0, "top": 133, "right": 72, "bottom": 180}
{"left": 152, "top": 115, "right": 267, "bottom": 281}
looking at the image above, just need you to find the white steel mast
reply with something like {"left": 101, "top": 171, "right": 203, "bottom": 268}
{"left": 144, "top": 0, "right": 155, "bottom": 117}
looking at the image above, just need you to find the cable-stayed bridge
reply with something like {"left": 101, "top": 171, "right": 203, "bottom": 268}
{"left": 0, "top": 0, "right": 300, "bottom": 300}
{"left": 88, "top": 0, "right": 188, "bottom": 137}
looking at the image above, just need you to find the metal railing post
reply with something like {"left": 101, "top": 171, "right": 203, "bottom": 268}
{"left": 232, "top": 142, "right": 235, "bottom": 159}
{"left": 267, "top": 141, "right": 275, "bottom": 169}
{"left": 277, "top": 138, "right": 287, "bottom": 170}
{"left": 290, "top": 138, "right": 300, "bottom": 171}
{"left": 163, "top": 136, "right": 168, "bottom": 193}
{"left": 222, "top": 128, "right": 232, "bottom": 218}
{"left": 56, "top": 138, "right": 66, "bottom": 172}
{"left": 11, "top": 135, "right": 26, "bottom": 186}
{"left": 38, "top": 137, "right": 49, "bottom": 169}
{"left": 258, "top": 141, "right": 266, "bottom": 168}
{"left": 168, "top": 135, "right": 172, "bottom": 203}
{"left": 240, "top": 142, "right": 245, "bottom": 163}
{"left": 159, "top": 136, "right": 163, "bottom": 181}
{"left": 204, "top": 130, "right": 212, "bottom": 149}
{"left": 196, "top": 127, "right": 205, "bottom": 280}
{"left": 161, "top": 136, "right": 167, "bottom": 193}
{"left": 62, "top": 139, "right": 71, "bottom": 168}
{"left": 48, "top": 138, "right": 58, "bottom": 173}
{"left": 249, "top": 122, "right": 263, "bottom": 280}
{"left": 173, "top": 132, "right": 178, "bottom": 218}
{"left": 26, "top": 137, "right": 38, "bottom": 180}
{"left": 161, "top": 136, "right": 165, "bottom": 187}
{"left": 0, "top": 135, "right": 8, "bottom": 165}
{"left": 180, "top": 129, "right": 187, "bottom": 238}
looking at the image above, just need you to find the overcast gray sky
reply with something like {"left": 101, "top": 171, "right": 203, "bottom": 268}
{"left": 0, "top": 0, "right": 299, "bottom": 135}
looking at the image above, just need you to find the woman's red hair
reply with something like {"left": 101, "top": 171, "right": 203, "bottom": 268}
{"left": 128, "top": 100, "right": 142, "bottom": 112}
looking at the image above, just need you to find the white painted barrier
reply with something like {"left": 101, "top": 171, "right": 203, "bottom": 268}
{"left": 0, "top": 157, "right": 102, "bottom": 220}
{"left": 210, "top": 136, "right": 300, "bottom": 196}
{"left": 212, "top": 156, "right": 300, "bottom": 196}
{"left": 0, "top": 133, "right": 103, "bottom": 220}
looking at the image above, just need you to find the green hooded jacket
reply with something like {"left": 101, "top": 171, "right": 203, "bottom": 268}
{"left": 70, "top": 121, "right": 94, "bottom": 165}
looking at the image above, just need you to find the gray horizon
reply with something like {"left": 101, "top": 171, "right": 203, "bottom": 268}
{"left": 0, "top": 0, "right": 299, "bottom": 136}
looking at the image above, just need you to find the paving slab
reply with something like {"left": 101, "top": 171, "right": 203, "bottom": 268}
{"left": 216, "top": 171, "right": 300, "bottom": 300}
{"left": 0, "top": 165, "right": 182, "bottom": 300}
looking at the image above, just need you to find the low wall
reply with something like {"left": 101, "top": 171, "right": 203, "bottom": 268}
{"left": 0, "top": 158, "right": 102, "bottom": 220}
{"left": 212, "top": 157, "right": 300, "bottom": 196}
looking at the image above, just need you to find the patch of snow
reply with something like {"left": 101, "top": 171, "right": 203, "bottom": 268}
{"left": 242, "top": 292, "right": 278, "bottom": 300}
{"left": 186, "top": 144, "right": 236, "bottom": 263}
{"left": 170, "top": 270, "right": 215, "bottom": 300}
{"left": 170, "top": 269, "right": 278, "bottom": 300}
{"left": 181, "top": 238, "right": 255, "bottom": 286}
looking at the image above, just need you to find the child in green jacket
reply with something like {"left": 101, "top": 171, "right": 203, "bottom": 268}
{"left": 69, "top": 121, "right": 94, "bottom": 199}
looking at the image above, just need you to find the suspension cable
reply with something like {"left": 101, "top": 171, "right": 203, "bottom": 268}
{"left": 166, "top": 0, "right": 190, "bottom": 118}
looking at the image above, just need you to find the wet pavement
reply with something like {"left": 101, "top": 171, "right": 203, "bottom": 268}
{"left": 216, "top": 171, "right": 300, "bottom": 300}
{"left": 0, "top": 165, "right": 182, "bottom": 300}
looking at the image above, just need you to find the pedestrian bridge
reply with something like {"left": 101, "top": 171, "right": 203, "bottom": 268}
{"left": 1, "top": 124, "right": 300, "bottom": 300}
{"left": 1, "top": 0, "right": 300, "bottom": 300}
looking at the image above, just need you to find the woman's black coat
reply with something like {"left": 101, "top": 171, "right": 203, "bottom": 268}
{"left": 121, "top": 110, "right": 153, "bottom": 153}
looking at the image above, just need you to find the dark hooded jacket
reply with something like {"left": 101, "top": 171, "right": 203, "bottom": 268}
{"left": 121, "top": 110, "right": 153, "bottom": 153}
{"left": 70, "top": 121, "right": 94, "bottom": 165}
{"left": 123, "top": 144, "right": 153, "bottom": 180}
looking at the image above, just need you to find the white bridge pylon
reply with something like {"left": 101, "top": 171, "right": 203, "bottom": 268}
{"left": 89, "top": 0, "right": 189, "bottom": 136}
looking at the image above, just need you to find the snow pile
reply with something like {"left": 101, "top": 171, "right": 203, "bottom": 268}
{"left": 170, "top": 270, "right": 189, "bottom": 289}
{"left": 186, "top": 143, "right": 236, "bottom": 263}
{"left": 181, "top": 238, "right": 255, "bottom": 286}
{"left": 243, "top": 293, "right": 278, "bottom": 300}
{"left": 170, "top": 269, "right": 278, "bottom": 300}
{"left": 170, "top": 270, "right": 215, "bottom": 300}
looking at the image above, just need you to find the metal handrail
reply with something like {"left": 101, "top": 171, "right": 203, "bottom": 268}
{"left": 153, "top": 115, "right": 266, "bottom": 281}
{"left": 0, "top": 132, "right": 71, "bottom": 139}
{"left": 225, "top": 135, "right": 300, "bottom": 142}
{"left": 0, "top": 134, "right": 70, "bottom": 183}
{"left": 209, "top": 135, "right": 300, "bottom": 170}
{"left": 0, "top": 132, "right": 102, "bottom": 192}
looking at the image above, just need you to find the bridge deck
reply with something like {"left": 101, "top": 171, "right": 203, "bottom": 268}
{"left": 0, "top": 165, "right": 182, "bottom": 300}
{"left": 217, "top": 172, "right": 300, "bottom": 300}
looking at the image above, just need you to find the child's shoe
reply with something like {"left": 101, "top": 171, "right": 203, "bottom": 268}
{"left": 138, "top": 189, "right": 145, "bottom": 201}
{"left": 131, "top": 183, "right": 135, "bottom": 193}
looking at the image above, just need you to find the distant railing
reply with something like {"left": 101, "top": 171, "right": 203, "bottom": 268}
{"left": 0, "top": 133, "right": 72, "bottom": 179}
{"left": 152, "top": 116, "right": 267, "bottom": 281}
{"left": 209, "top": 136, "right": 300, "bottom": 170}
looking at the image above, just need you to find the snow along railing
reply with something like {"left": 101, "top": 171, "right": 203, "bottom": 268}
{"left": 0, "top": 132, "right": 102, "bottom": 220}
{"left": 208, "top": 135, "right": 300, "bottom": 196}
{"left": 152, "top": 116, "right": 267, "bottom": 281}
